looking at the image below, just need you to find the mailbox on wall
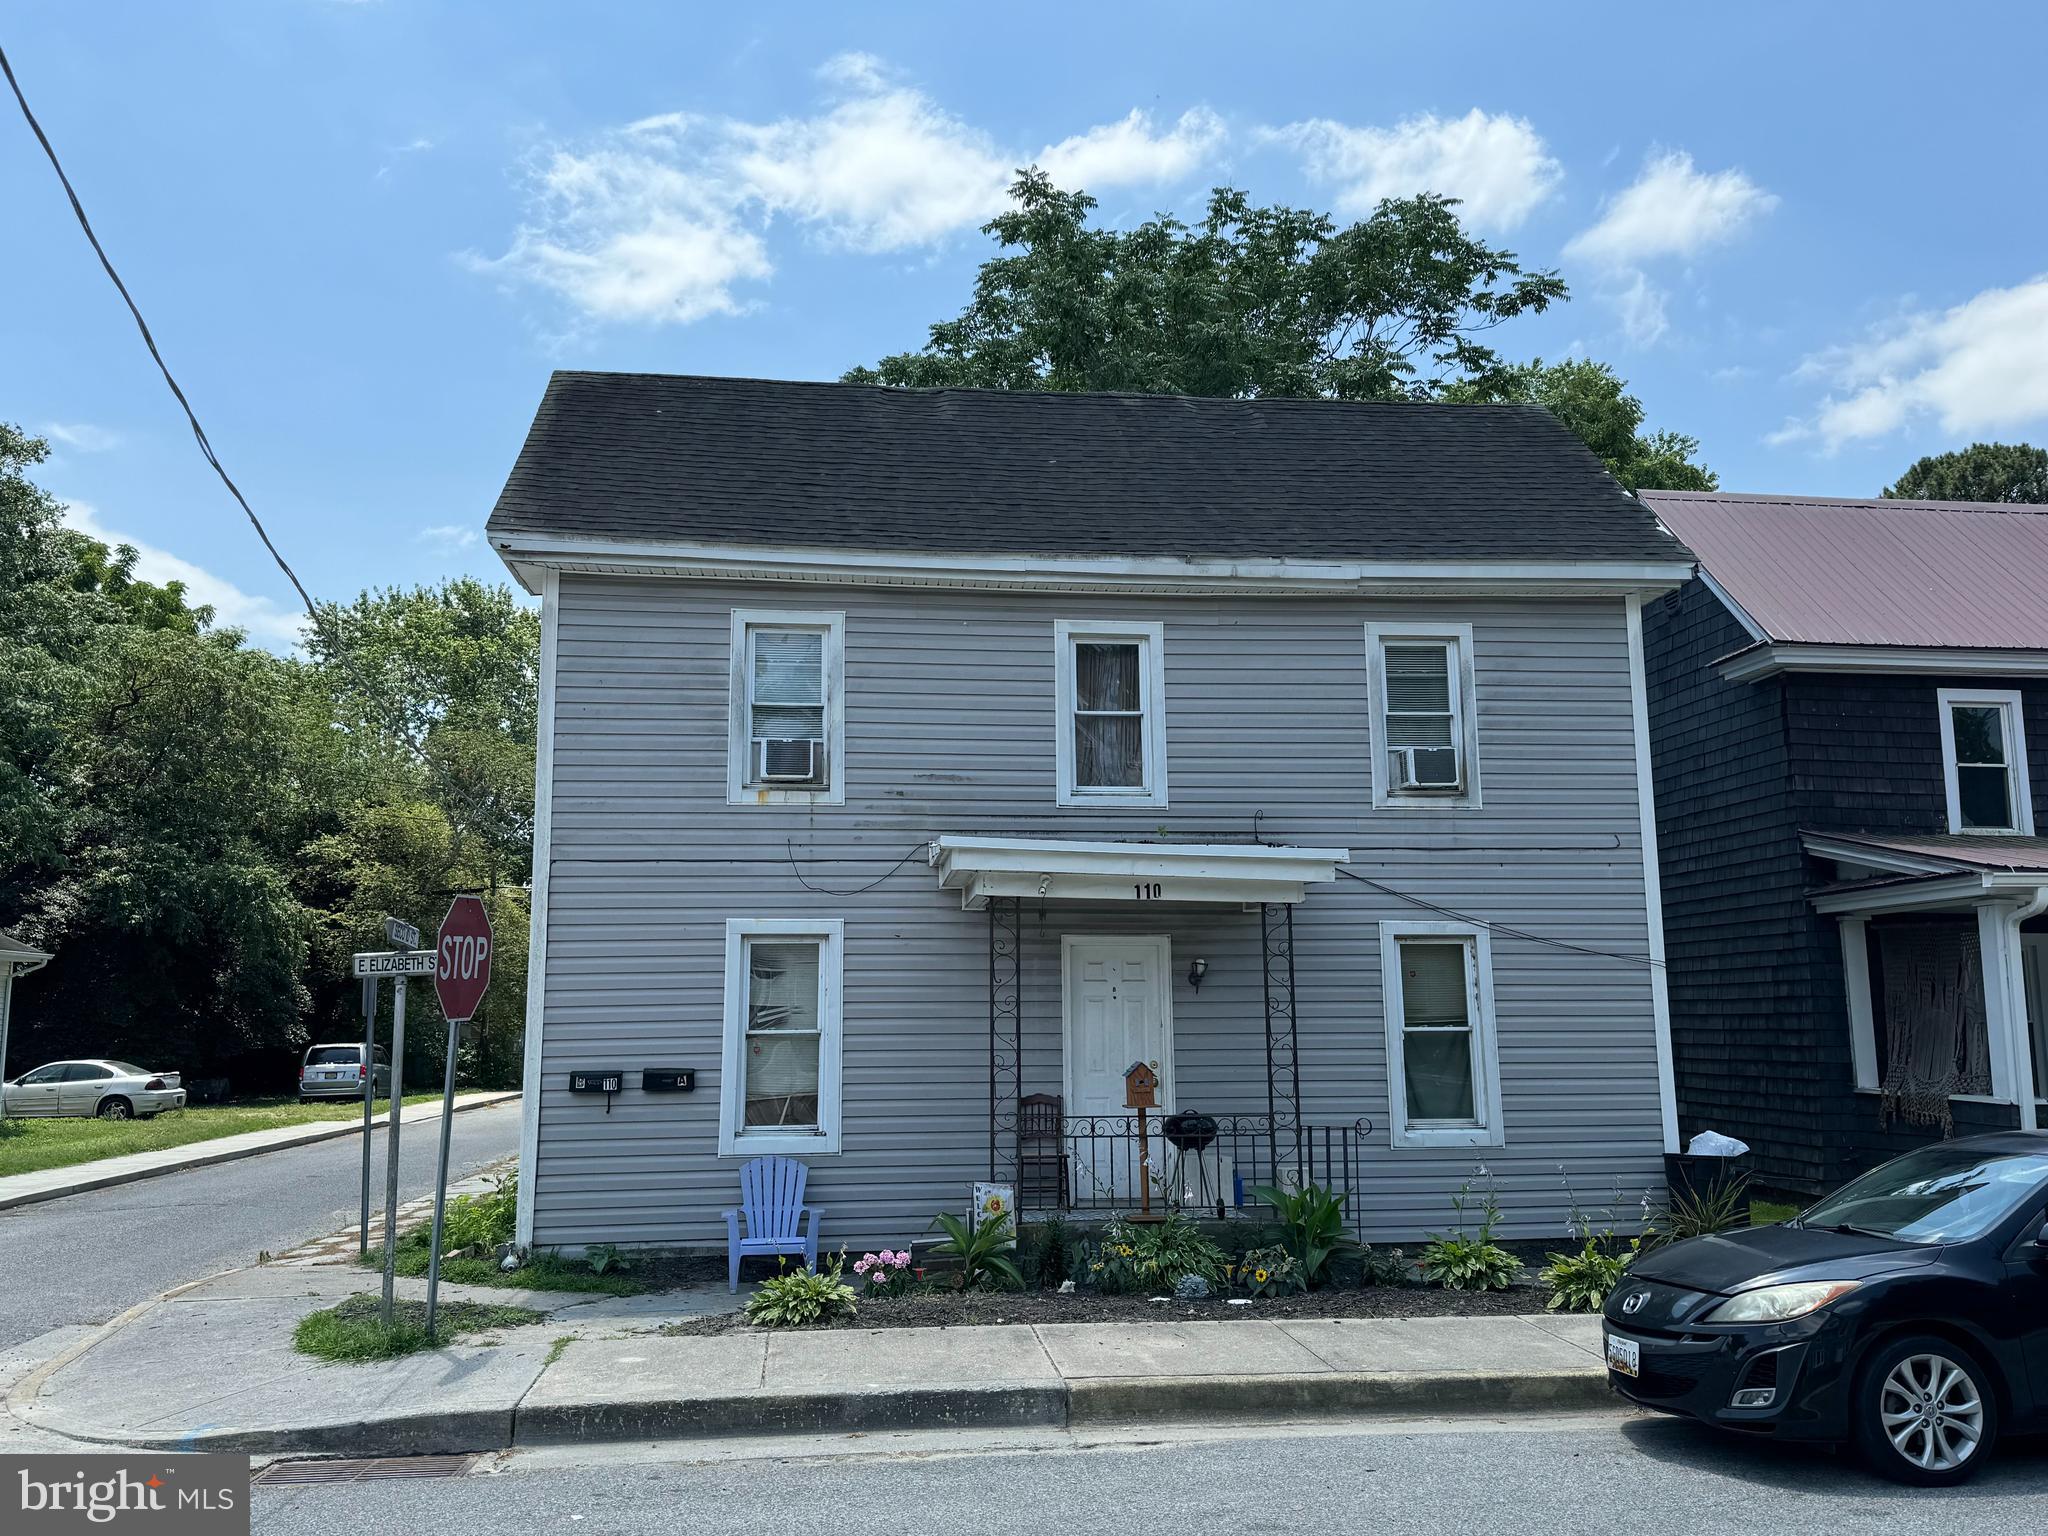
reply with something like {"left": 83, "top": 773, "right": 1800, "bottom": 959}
{"left": 642, "top": 1069, "right": 695, "bottom": 1094}
{"left": 568, "top": 1070, "right": 623, "bottom": 1095}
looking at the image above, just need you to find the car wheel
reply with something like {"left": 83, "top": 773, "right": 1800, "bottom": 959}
{"left": 96, "top": 1097, "right": 133, "bottom": 1121}
{"left": 1856, "top": 1333, "right": 1999, "bottom": 1486}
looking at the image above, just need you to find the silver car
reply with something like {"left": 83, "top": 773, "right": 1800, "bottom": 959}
{"left": 2, "top": 1060, "right": 187, "bottom": 1119}
{"left": 298, "top": 1043, "right": 391, "bottom": 1102}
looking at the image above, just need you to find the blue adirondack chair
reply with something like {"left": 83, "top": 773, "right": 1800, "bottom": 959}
{"left": 723, "top": 1155, "right": 822, "bottom": 1292}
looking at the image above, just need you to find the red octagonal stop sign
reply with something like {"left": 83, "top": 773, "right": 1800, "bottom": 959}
{"left": 435, "top": 894, "right": 494, "bottom": 1023}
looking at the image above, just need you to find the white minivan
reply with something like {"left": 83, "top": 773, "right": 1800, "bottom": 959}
{"left": 298, "top": 1043, "right": 392, "bottom": 1102}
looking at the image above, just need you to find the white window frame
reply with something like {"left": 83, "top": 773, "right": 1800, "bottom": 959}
{"left": 1365, "top": 621, "right": 1481, "bottom": 809}
{"left": 1053, "top": 619, "right": 1169, "bottom": 808}
{"left": 727, "top": 610, "right": 847, "bottom": 806}
{"left": 1379, "top": 920, "right": 1504, "bottom": 1149}
{"left": 1936, "top": 687, "right": 2033, "bottom": 835}
{"left": 718, "top": 918, "right": 844, "bottom": 1156}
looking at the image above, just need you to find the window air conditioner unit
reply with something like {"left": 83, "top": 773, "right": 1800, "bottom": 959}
{"left": 1392, "top": 746, "right": 1461, "bottom": 791}
{"left": 756, "top": 738, "right": 824, "bottom": 783}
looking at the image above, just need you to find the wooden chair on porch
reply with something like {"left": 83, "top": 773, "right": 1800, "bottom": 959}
{"left": 1017, "top": 1093, "right": 1070, "bottom": 1210}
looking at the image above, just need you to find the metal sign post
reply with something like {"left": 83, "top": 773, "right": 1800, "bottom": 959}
{"left": 424, "top": 895, "right": 494, "bottom": 1341}
{"left": 351, "top": 945, "right": 435, "bottom": 1328}
{"left": 358, "top": 976, "right": 379, "bottom": 1260}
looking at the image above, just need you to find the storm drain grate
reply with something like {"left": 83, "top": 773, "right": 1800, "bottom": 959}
{"left": 254, "top": 1455, "right": 477, "bottom": 1485}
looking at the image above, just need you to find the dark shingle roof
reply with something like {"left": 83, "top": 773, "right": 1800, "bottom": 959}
{"left": 487, "top": 372, "right": 1690, "bottom": 564}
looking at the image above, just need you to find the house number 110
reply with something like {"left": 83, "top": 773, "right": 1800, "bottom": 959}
{"left": 1132, "top": 882, "right": 1163, "bottom": 900}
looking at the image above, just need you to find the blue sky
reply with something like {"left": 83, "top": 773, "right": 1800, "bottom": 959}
{"left": 7, "top": 2, "right": 2048, "bottom": 646}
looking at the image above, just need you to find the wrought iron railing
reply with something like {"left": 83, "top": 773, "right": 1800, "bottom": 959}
{"left": 1016, "top": 1112, "right": 1373, "bottom": 1237}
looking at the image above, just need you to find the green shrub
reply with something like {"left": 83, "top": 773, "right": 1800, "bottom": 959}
{"left": 1360, "top": 1245, "right": 1410, "bottom": 1287}
{"left": 928, "top": 1211, "right": 1025, "bottom": 1290}
{"left": 1078, "top": 1213, "right": 1228, "bottom": 1294}
{"left": 438, "top": 1171, "right": 518, "bottom": 1254}
{"left": 744, "top": 1259, "right": 858, "bottom": 1328}
{"left": 1018, "top": 1216, "right": 1075, "bottom": 1288}
{"left": 1420, "top": 1176, "right": 1520, "bottom": 1292}
{"left": 1249, "top": 1182, "right": 1359, "bottom": 1289}
{"left": 1540, "top": 1234, "right": 1636, "bottom": 1312}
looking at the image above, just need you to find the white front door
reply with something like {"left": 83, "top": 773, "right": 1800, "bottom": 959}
{"left": 1063, "top": 936, "right": 1174, "bottom": 1117}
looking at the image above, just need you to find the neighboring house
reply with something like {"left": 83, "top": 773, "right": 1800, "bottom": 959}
{"left": 1642, "top": 490, "right": 2048, "bottom": 1199}
{"left": 489, "top": 373, "right": 1695, "bottom": 1255}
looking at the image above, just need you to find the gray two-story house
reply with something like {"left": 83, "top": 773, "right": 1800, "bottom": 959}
{"left": 489, "top": 373, "right": 1695, "bottom": 1256}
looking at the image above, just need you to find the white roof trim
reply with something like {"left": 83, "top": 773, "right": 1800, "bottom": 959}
{"left": 0, "top": 932, "right": 50, "bottom": 972}
{"left": 1810, "top": 870, "right": 2048, "bottom": 915}
{"left": 493, "top": 532, "right": 1693, "bottom": 599}
{"left": 928, "top": 835, "right": 1348, "bottom": 908}
{"left": 1719, "top": 642, "right": 2048, "bottom": 683}
{"left": 1801, "top": 833, "right": 1979, "bottom": 878}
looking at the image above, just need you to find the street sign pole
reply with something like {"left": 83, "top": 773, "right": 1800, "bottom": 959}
{"left": 358, "top": 976, "right": 379, "bottom": 1260}
{"left": 380, "top": 974, "right": 408, "bottom": 1329}
{"left": 424, "top": 895, "right": 494, "bottom": 1341}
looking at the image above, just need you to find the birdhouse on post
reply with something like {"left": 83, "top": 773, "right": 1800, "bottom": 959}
{"left": 1123, "top": 1060, "right": 1159, "bottom": 1109}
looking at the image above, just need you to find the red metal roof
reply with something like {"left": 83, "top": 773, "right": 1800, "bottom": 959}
{"left": 1641, "top": 490, "right": 2048, "bottom": 650}
{"left": 1808, "top": 830, "right": 2048, "bottom": 874}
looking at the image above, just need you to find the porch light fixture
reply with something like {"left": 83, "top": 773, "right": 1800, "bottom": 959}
{"left": 1187, "top": 957, "right": 1208, "bottom": 992}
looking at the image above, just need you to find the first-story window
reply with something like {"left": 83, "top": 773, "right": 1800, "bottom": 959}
{"left": 1379, "top": 921, "right": 1502, "bottom": 1148}
{"left": 1937, "top": 688, "right": 2033, "bottom": 834}
{"left": 720, "top": 919, "right": 843, "bottom": 1155}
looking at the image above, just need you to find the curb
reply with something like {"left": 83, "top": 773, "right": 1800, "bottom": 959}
{"left": 0, "top": 1092, "right": 520, "bottom": 1212}
{"left": 16, "top": 1366, "right": 1611, "bottom": 1459}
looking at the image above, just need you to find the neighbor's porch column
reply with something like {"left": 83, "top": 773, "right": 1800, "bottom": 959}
{"left": 1977, "top": 891, "right": 2048, "bottom": 1132}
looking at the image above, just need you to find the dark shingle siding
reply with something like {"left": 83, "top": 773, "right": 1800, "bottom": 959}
{"left": 486, "top": 372, "right": 1691, "bottom": 564}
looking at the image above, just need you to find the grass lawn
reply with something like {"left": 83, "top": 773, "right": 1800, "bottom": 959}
{"left": 0, "top": 1094, "right": 441, "bottom": 1180}
{"left": 362, "top": 1237, "right": 648, "bottom": 1296}
{"left": 1750, "top": 1197, "right": 1802, "bottom": 1226}
{"left": 294, "top": 1294, "right": 543, "bottom": 1362}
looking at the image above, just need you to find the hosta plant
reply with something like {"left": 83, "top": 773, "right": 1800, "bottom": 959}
{"left": 1420, "top": 1175, "right": 1520, "bottom": 1292}
{"left": 744, "top": 1259, "right": 858, "bottom": 1328}
{"left": 1540, "top": 1234, "right": 1636, "bottom": 1313}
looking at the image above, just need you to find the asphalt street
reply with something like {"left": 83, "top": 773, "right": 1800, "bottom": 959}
{"left": 0, "top": 1099, "right": 521, "bottom": 1352}
{"left": 248, "top": 1412, "right": 2048, "bottom": 1536}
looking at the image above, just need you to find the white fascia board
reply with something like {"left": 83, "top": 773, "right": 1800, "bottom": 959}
{"left": 1799, "top": 834, "right": 1977, "bottom": 877}
{"left": 492, "top": 533, "right": 1694, "bottom": 598}
{"left": 1810, "top": 873, "right": 2005, "bottom": 915}
{"left": 959, "top": 871, "right": 1309, "bottom": 907}
{"left": 930, "top": 834, "right": 1348, "bottom": 884}
{"left": 1692, "top": 566, "right": 1765, "bottom": 643}
{"left": 1718, "top": 642, "right": 2048, "bottom": 683}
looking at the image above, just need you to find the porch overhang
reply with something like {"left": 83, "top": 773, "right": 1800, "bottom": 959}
{"left": 928, "top": 835, "right": 1348, "bottom": 909}
{"left": 1804, "top": 831, "right": 2048, "bottom": 915}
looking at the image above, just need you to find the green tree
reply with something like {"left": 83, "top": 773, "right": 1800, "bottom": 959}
{"left": 1883, "top": 442, "right": 2048, "bottom": 503}
{"left": 846, "top": 171, "right": 1567, "bottom": 402}
{"left": 1444, "top": 358, "right": 1717, "bottom": 492}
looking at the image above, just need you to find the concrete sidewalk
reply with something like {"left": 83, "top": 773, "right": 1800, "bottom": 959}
{"left": 0, "top": 1091, "right": 519, "bottom": 1211}
{"left": 9, "top": 1262, "right": 1612, "bottom": 1457}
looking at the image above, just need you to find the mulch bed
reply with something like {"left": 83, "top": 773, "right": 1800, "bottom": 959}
{"left": 664, "top": 1282, "right": 1558, "bottom": 1336}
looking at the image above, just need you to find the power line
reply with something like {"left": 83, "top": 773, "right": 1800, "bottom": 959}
{"left": 1334, "top": 866, "right": 1663, "bottom": 970}
{"left": 786, "top": 841, "right": 928, "bottom": 897}
{"left": 3, "top": 41, "right": 514, "bottom": 862}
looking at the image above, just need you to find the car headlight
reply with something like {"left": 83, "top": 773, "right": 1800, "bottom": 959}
{"left": 1703, "top": 1280, "right": 1861, "bottom": 1324}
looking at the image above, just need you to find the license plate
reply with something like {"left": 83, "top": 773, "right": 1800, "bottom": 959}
{"left": 1606, "top": 1333, "right": 1640, "bottom": 1377}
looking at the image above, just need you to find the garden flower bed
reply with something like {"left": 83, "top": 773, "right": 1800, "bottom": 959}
{"left": 665, "top": 1278, "right": 1550, "bottom": 1335}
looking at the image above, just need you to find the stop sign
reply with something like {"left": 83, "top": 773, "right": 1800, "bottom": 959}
{"left": 434, "top": 895, "right": 494, "bottom": 1023}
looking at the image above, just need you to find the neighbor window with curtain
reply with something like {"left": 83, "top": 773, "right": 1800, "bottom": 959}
{"left": 1939, "top": 689, "right": 2032, "bottom": 834}
{"left": 1055, "top": 621, "right": 1168, "bottom": 806}
{"left": 1380, "top": 920, "right": 1502, "bottom": 1147}
{"left": 1366, "top": 623, "right": 1478, "bottom": 808}
{"left": 720, "top": 917, "right": 844, "bottom": 1155}
{"left": 728, "top": 610, "right": 845, "bottom": 804}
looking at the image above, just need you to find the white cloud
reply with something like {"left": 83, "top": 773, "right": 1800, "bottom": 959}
{"left": 1612, "top": 271, "right": 1670, "bottom": 347}
{"left": 479, "top": 56, "right": 1226, "bottom": 325}
{"left": 42, "top": 421, "right": 122, "bottom": 453}
{"left": 414, "top": 523, "right": 479, "bottom": 552}
{"left": 1268, "top": 109, "right": 1562, "bottom": 230}
{"left": 60, "top": 501, "right": 306, "bottom": 649}
{"left": 1039, "top": 109, "right": 1226, "bottom": 192}
{"left": 1774, "top": 275, "right": 2048, "bottom": 450}
{"left": 1565, "top": 150, "right": 1775, "bottom": 267}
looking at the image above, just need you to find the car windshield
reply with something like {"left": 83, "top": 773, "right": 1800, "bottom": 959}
{"left": 1799, "top": 1144, "right": 2048, "bottom": 1244}
{"left": 305, "top": 1047, "right": 360, "bottom": 1065}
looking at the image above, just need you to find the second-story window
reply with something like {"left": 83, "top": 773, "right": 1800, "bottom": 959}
{"left": 1054, "top": 620, "right": 1168, "bottom": 807}
{"left": 1365, "top": 621, "right": 1480, "bottom": 808}
{"left": 1938, "top": 688, "right": 2033, "bottom": 834}
{"left": 728, "top": 610, "right": 845, "bottom": 805}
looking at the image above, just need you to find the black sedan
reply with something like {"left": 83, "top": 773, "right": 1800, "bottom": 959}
{"left": 1603, "top": 1132, "right": 2048, "bottom": 1484}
